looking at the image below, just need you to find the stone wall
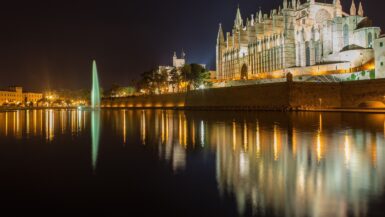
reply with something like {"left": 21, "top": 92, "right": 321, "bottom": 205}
{"left": 290, "top": 82, "right": 341, "bottom": 109}
{"left": 102, "top": 79, "right": 385, "bottom": 110}
{"left": 341, "top": 79, "right": 385, "bottom": 107}
{"left": 102, "top": 93, "right": 185, "bottom": 108}
{"left": 185, "top": 83, "right": 289, "bottom": 110}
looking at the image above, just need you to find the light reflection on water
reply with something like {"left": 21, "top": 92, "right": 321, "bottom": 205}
{"left": 0, "top": 109, "right": 385, "bottom": 216}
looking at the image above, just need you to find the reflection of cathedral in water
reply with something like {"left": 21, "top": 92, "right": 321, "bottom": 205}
{"left": 213, "top": 113, "right": 385, "bottom": 217}
{"left": 136, "top": 111, "right": 385, "bottom": 217}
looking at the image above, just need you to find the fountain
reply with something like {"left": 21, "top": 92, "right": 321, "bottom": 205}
{"left": 91, "top": 60, "right": 101, "bottom": 109}
{"left": 90, "top": 60, "right": 101, "bottom": 172}
{"left": 91, "top": 109, "right": 100, "bottom": 172}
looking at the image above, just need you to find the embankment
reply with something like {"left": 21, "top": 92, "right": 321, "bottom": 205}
{"left": 102, "top": 79, "right": 385, "bottom": 111}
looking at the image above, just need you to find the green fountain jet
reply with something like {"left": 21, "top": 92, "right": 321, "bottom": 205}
{"left": 91, "top": 60, "right": 101, "bottom": 172}
{"left": 91, "top": 60, "right": 101, "bottom": 109}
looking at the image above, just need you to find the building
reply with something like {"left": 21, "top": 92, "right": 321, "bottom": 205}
{"left": 172, "top": 51, "right": 186, "bottom": 68}
{"left": 0, "top": 86, "right": 43, "bottom": 106}
{"left": 216, "top": 0, "right": 381, "bottom": 81}
{"left": 374, "top": 35, "right": 385, "bottom": 78}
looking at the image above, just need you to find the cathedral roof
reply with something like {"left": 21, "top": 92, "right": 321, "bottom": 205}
{"left": 341, "top": 44, "right": 366, "bottom": 52}
{"left": 356, "top": 18, "right": 373, "bottom": 30}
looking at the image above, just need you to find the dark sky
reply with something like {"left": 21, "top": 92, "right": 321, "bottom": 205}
{"left": 0, "top": 0, "right": 383, "bottom": 91}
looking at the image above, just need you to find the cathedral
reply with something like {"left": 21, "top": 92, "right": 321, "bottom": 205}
{"left": 216, "top": 0, "right": 381, "bottom": 80}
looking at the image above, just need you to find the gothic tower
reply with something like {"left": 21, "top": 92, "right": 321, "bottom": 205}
{"left": 216, "top": 23, "right": 226, "bottom": 79}
{"left": 282, "top": 0, "right": 296, "bottom": 68}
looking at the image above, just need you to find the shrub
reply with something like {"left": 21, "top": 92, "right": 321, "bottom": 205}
{"left": 370, "top": 70, "right": 376, "bottom": 79}
{"left": 351, "top": 74, "right": 356, "bottom": 80}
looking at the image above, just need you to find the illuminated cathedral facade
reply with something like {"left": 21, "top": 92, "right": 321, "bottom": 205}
{"left": 216, "top": 0, "right": 381, "bottom": 80}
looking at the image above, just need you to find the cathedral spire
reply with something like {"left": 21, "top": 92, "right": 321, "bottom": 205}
{"left": 350, "top": 0, "right": 357, "bottom": 16}
{"left": 234, "top": 5, "right": 243, "bottom": 30}
{"left": 258, "top": 7, "right": 263, "bottom": 23}
{"left": 335, "top": 0, "right": 343, "bottom": 17}
{"left": 358, "top": 2, "right": 364, "bottom": 16}
{"left": 251, "top": 14, "right": 255, "bottom": 26}
{"left": 217, "top": 23, "right": 225, "bottom": 44}
{"left": 292, "top": 0, "right": 297, "bottom": 9}
{"left": 283, "top": 0, "right": 288, "bottom": 9}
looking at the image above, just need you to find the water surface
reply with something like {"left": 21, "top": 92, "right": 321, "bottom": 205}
{"left": 0, "top": 109, "right": 385, "bottom": 216}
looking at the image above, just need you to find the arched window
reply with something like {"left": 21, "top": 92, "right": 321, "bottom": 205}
{"left": 368, "top": 32, "right": 373, "bottom": 48}
{"left": 305, "top": 42, "right": 311, "bottom": 66}
{"left": 343, "top": 24, "right": 349, "bottom": 47}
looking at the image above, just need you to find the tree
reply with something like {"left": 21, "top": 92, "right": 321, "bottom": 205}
{"left": 138, "top": 67, "right": 170, "bottom": 94}
{"left": 169, "top": 68, "right": 182, "bottom": 93}
{"left": 104, "top": 84, "right": 136, "bottom": 98}
{"left": 181, "top": 64, "right": 212, "bottom": 90}
{"left": 138, "top": 69, "right": 156, "bottom": 94}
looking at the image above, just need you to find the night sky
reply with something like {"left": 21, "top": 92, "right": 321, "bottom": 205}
{"left": 0, "top": 0, "right": 383, "bottom": 90}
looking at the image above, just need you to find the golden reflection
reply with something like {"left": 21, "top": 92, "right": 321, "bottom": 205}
{"left": 316, "top": 132, "right": 322, "bottom": 162}
{"left": 155, "top": 110, "right": 186, "bottom": 173}
{"left": 123, "top": 110, "right": 126, "bottom": 144}
{"left": 60, "top": 110, "right": 66, "bottom": 134}
{"left": 140, "top": 110, "right": 146, "bottom": 145}
{"left": 49, "top": 110, "right": 54, "bottom": 141}
{"left": 256, "top": 121, "right": 260, "bottom": 158}
{"left": 232, "top": 121, "right": 236, "bottom": 151}
{"left": 5, "top": 112, "right": 8, "bottom": 136}
{"left": 344, "top": 132, "right": 350, "bottom": 166}
{"left": 71, "top": 110, "right": 76, "bottom": 133}
{"left": 192, "top": 120, "right": 195, "bottom": 147}
{"left": 316, "top": 113, "right": 324, "bottom": 162}
{"left": 243, "top": 121, "right": 248, "bottom": 151}
{"left": 161, "top": 111, "right": 165, "bottom": 144}
{"left": 183, "top": 118, "right": 187, "bottom": 148}
{"left": 33, "top": 110, "right": 37, "bottom": 135}
{"left": 16, "top": 111, "right": 20, "bottom": 137}
{"left": 40, "top": 110, "right": 43, "bottom": 134}
{"left": 292, "top": 128, "right": 297, "bottom": 157}
{"left": 77, "top": 109, "right": 82, "bottom": 131}
{"left": 13, "top": 112, "right": 16, "bottom": 136}
{"left": 26, "top": 110, "right": 30, "bottom": 135}
{"left": 273, "top": 124, "right": 280, "bottom": 161}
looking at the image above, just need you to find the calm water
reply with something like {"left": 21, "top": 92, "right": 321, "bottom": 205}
{"left": 0, "top": 109, "right": 385, "bottom": 216}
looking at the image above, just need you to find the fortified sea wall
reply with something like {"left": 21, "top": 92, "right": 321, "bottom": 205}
{"left": 102, "top": 79, "right": 385, "bottom": 110}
